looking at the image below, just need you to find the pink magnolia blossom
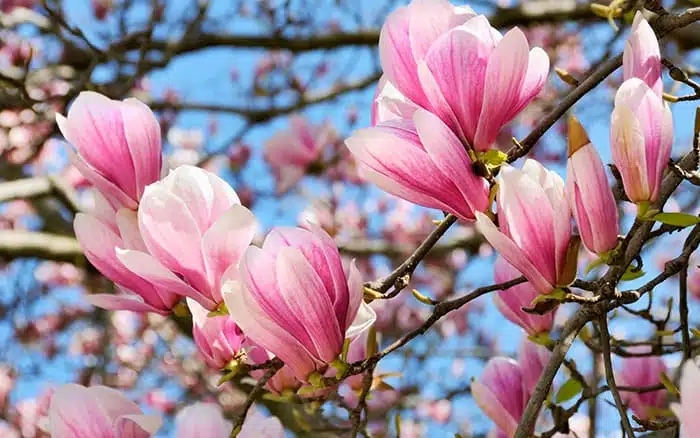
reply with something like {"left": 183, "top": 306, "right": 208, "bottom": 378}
{"left": 247, "top": 345, "right": 301, "bottom": 394}
{"left": 120, "top": 165, "right": 257, "bottom": 310}
{"left": 174, "top": 403, "right": 231, "bottom": 438}
{"left": 75, "top": 199, "right": 180, "bottom": 314}
{"left": 188, "top": 298, "right": 246, "bottom": 369}
{"left": 566, "top": 116, "right": 619, "bottom": 255}
{"left": 671, "top": 360, "right": 700, "bottom": 436}
{"left": 346, "top": 108, "right": 490, "bottom": 222}
{"left": 476, "top": 159, "right": 574, "bottom": 295}
{"left": 238, "top": 407, "right": 285, "bottom": 438}
{"left": 610, "top": 78, "right": 673, "bottom": 206}
{"left": 56, "top": 92, "right": 162, "bottom": 210}
{"left": 518, "top": 339, "right": 551, "bottom": 397}
{"left": 224, "top": 224, "right": 376, "bottom": 381}
{"left": 624, "top": 12, "right": 662, "bottom": 97}
{"left": 264, "top": 115, "right": 336, "bottom": 193}
{"left": 472, "top": 357, "right": 525, "bottom": 437}
{"left": 379, "top": 0, "right": 549, "bottom": 151}
{"left": 48, "top": 384, "right": 161, "bottom": 438}
{"left": 493, "top": 256, "right": 556, "bottom": 336}
{"left": 617, "top": 355, "right": 667, "bottom": 419}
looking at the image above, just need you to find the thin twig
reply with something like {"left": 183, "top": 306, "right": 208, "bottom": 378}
{"left": 598, "top": 316, "right": 636, "bottom": 438}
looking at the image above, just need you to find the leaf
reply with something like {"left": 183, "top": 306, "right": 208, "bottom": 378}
{"left": 691, "top": 328, "right": 700, "bottom": 338}
{"left": 412, "top": 288, "right": 436, "bottom": 305}
{"left": 395, "top": 413, "right": 401, "bottom": 437}
{"left": 652, "top": 212, "right": 700, "bottom": 228}
{"left": 478, "top": 149, "right": 508, "bottom": 168}
{"left": 530, "top": 288, "right": 567, "bottom": 306}
{"left": 660, "top": 371, "right": 680, "bottom": 396}
{"left": 621, "top": 266, "right": 645, "bottom": 281}
{"left": 556, "top": 378, "right": 583, "bottom": 403}
{"left": 656, "top": 330, "right": 676, "bottom": 337}
{"left": 528, "top": 332, "right": 553, "bottom": 347}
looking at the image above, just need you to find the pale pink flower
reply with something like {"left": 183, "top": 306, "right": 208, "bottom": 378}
{"left": 671, "top": 360, "right": 700, "bottom": 436}
{"left": 624, "top": 12, "right": 662, "bottom": 97}
{"left": 174, "top": 403, "right": 231, "bottom": 438}
{"left": 48, "top": 384, "right": 161, "bottom": 438}
{"left": 518, "top": 339, "right": 551, "bottom": 397}
{"left": 610, "top": 78, "right": 673, "bottom": 205}
{"left": 476, "top": 159, "right": 574, "bottom": 295}
{"left": 120, "top": 165, "right": 257, "bottom": 310}
{"left": 238, "top": 407, "right": 284, "bottom": 438}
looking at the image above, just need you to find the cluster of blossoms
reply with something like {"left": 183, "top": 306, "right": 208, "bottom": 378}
{"left": 37, "top": 0, "right": 696, "bottom": 436}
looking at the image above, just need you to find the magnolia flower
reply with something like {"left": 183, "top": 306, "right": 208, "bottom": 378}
{"left": 56, "top": 91, "right": 162, "bottom": 210}
{"left": 379, "top": 0, "right": 549, "bottom": 151}
{"left": 118, "top": 165, "right": 257, "bottom": 310}
{"left": 76, "top": 195, "right": 180, "bottom": 314}
{"left": 472, "top": 358, "right": 525, "bottom": 437}
{"left": 518, "top": 339, "right": 551, "bottom": 397}
{"left": 671, "top": 360, "right": 700, "bottom": 436}
{"left": 224, "top": 224, "right": 376, "bottom": 381}
{"left": 188, "top": 298, "right": 247, "bottom": 369}
{"left": 264, "top": 115, "right": 336, "bottom": 194}
{"left": 566, "top": 116, "right": 619, "bottom": 255}
{"left": 174, "top": 403, "right": 231, "bottom": 438}
{"left": 346, "top": 108, "right": 490, "bottom": 222}
{"left": 610, "top": 78, "right": 673, "bottom": 207}
{"left": 624, "top": 12, "right": 661, "bottom": 97}
{"left": 476, "top": 159, "right": 575, "bottom": 295}
{"left": 617, "top": 355, "right": 667, "bottom": 419}
{"left": 238, "top": 407, "right": 285, "bottom": 438}
{"left": 48, "top": 384, "right": 161, "bottom": 438}
{"left": 493, "top": 256, "right": 556, "bottom": 336}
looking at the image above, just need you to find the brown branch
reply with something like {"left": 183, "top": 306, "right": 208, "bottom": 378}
{"left": 0, "top": 176, "right": 80, "bottom": 213}
{"left": 598, "top": 316, "right": 636, "bottom": 438}
{"left": 364, "top": 214, "right": 457, "bottom": 296}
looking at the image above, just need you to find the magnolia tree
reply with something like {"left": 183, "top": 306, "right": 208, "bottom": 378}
{"left": 1, "top": 0, "right": 700, "bottom": 437}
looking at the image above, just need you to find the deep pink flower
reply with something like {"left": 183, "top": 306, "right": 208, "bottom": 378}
{"left": 379, "top": 0, "right": 549, "bottom": 151}
{"left": 610, "top": 78, "right": 673, "bottom": 206}
{"left": 224, "top": 224, "right": 375, "bottom": 380}
{"left": 264, "top": 115, "right": 336, "bottom": 193}
{"left": 476, "top": 159, "right": 574, "bottom": 295}
{"left": 472, "top": 357, "right": 525, "bottom": 437}
{"left": 48, "top": 384, "right": 161, "bottom": 438}
{"left": 188, "top": 299, "right": 246, "bottom": 369}
{"left": 346, "top": 108, "right": 490, "bottom": 222}
{"left": 518, "top": 339, "right": 551, "bottom": 397}
{"left": 57, "top": 92, "right": 162, "bottom": 210}
{"left": 617, "top": 355, "right": 667, "bottom": 419}
{"left": 493, "top": 257, "right": 556, "bottom": 336}
{"left": 566, "top": 116, "right": 619, "bottom": 255}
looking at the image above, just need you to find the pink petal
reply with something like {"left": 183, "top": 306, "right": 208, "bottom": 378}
{"left": 48, "top": 384, "right": 112, "bottom": 438}
{"left": 114, "top": 414, "right": 162, "bottom": 438}
{"left": 85, "top": 293, "right": 167, "bottom": 315}
{"left": 414, "top": 109, "right": 490, "bottom": 217}
{"left": 121, "top": 98, "right": 162, "bottom": 199}
{"left": 223, "top": 279, "right": 321, "bottom": 380}
{"left": 116, "top": 249, "right": 215, "bottom": 310}
{"left": 201, "top": 204, "right": 257, "bottom": 302}
{"left": 275, "top": 247, "right": 343, "bottom": 362}
{"left": 475, "top": 211, "right": 554, "bottom": 295}
{"left": 175, "top": 403, "right": 231, "bottom": 438}
{"left": 473, "top": 28, "right": 530, "bottom": 151}
{"left": 624, "top": 12, "right": 662, "bottom": 97}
